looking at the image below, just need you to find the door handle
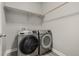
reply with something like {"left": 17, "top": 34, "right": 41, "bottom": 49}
{"left": 0, "top": 34, "right": 6, "bottom": 38}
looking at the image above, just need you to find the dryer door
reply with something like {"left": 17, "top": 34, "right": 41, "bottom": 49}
{"left": 19, "top": 35, "right": 38, "bottom": 55}
{"left": 41, "top": 34, "right": 52, "bottom": 49}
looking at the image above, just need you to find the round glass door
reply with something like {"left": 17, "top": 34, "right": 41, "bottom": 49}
{"left": 41, "top": 34, "right": 52, "bottom": 49}
{"left": 19, "top": 35, "right": 38, "bottom": 54}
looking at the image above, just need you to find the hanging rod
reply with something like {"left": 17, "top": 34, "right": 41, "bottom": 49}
{"left": 43, "top": 2, "right": 69, "bottom": 15}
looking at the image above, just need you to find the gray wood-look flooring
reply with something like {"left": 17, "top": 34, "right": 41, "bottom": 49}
{"left": 43, "top": 52, "right": 58, "bottom": 56}
{"left": 7, "top": 51, "right": 58, "bottom": 56}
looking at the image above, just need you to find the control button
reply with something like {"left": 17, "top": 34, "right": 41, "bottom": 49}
{"left": 20, "top": 33, "right": 24, "bottom": 34}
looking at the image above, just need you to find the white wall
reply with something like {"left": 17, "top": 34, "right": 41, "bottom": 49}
{"left": 44, "top": 2, "right": 79, "bottom": 21}
{"left": 42, "top": 2, "right": 79, "bottom": 56}
{"left": 4, "top": 2, "right": 42, "bottom": 15}
{"left": 3, "top": 3, "right": 43, "bottom": 55}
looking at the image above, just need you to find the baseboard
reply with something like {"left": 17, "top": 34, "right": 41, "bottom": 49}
{"left": 4, "top": 48, "right": 17, "bottom": 56}
{"left": 52, "top": 48, "right": 66, "bottom": 56}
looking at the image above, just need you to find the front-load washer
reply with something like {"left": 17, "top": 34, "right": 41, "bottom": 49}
{"left": 38, "top": 30, "right": 53, "bottom": 55}
{"left": 18, "top": 30, "right": 39, "bottom": 56}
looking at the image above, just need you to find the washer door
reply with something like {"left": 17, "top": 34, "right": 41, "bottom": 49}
{"left": 41, "top": 34, "right": 52, "bottom": 49}
{"left": 19, "top": 35, "right": 38, "bottom": 54}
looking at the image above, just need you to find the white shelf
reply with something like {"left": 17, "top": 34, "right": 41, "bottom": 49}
{"left": 4, "top": 6, "right": 44, "bottom": 24}
{"left": 4, "top": 6, "right": 44, "bottom": 17}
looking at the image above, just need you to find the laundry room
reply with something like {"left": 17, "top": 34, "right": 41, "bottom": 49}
{"left": 0, "top": 2, "right": 79, "bottom": 56}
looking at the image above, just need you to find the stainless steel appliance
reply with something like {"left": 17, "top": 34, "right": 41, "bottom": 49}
{"left": 38, "top": 30, "right": 52, "bottom": 55}
{"left": 18, "top": 30, "right": 39, "bottom": 56}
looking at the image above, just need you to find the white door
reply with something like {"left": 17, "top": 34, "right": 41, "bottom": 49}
{"left": 0, "top": 2, "right": 5, "bottom": 56}
{"left": 0, "top": 2, "right": 2, "bottom": 56}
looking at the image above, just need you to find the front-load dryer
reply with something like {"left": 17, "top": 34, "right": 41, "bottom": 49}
{"left": 38, "top": 30, "right": 53, "bottom": 55}
{"left": 18, "top": 30, "right": 39, "bottom": 56}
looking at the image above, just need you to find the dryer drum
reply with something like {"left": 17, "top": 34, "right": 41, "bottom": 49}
{"left": 19, "top": 35, "right": 38, "bottom": 54}
{"left": 41, "top": 34, "right": 52, "bottom": 49}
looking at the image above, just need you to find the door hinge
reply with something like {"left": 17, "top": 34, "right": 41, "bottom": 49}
{"left": 0, "top": 34, "right": 6, "bottom": 38}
